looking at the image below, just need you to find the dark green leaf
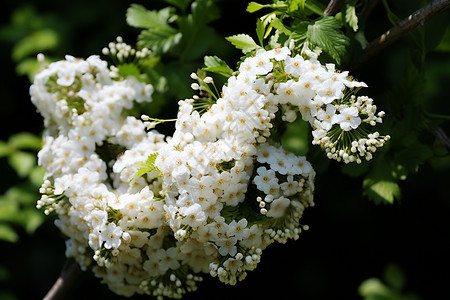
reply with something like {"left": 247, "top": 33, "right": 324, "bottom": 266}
{"left": 306, "top": 17, "right": 350, "bottom": 64}
{"left": 138, "top": 29, "right": 182, "bottom": 54}
{"left": 256, "top": 19, "right": 265, "bottom": 46}
{"left": 203, "top": 56, "right": 233, "bottom": 78}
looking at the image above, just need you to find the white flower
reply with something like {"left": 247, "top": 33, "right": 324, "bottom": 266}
{"left": 280, "top": 175, "right": 299, "bottom": 197}
{"left": 334, "top": 106, "right": 361, "bottom": 131}
{"left": 180, "top": 203, "right": 206, "bottom": 228}
{"left": 228, "top": 218, "right": 249, "bottom": 240}
{"left": 266, "top": 197, "right": 291, "bottom": 218}
{"left": 253, "top": 167, "right": 278, "bottom": 194}
{"left": 316, "top": 104, "right": 337, "bottom": 131}
{"left": 100, "top": 222, "right": 123, "bottom": 249}
{"left": 216, "top": 236, "right": 238, "bottom": 257}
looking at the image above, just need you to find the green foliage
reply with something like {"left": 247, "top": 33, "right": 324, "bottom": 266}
{"left": 359, "top": 263, "right": 420, "bottom": 300}
{"left": 203, "top": 55, "right": 233, "bottom": 78}
{"left": 0, "top": 5, "right": 64, "bottom": 80}
{"left": 132, "top": 153, "right": 161, "bottom": 181}
{"left": 128, "top": 5, "right": 183, "bottom": 55}
{"left": 306, "top": 17, "right": 350, "bottom": 64}
{"left": 127, "top": 0, "right": 229, "bottom": 101}
{"left": 225, "top": 34, "right": 261, "bottom": 54}
{"left": 0, "top": 132, "right": 45, "bottom": 242}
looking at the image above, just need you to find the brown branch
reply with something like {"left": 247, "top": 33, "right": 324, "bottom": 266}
{"left": 43, "top": 261, "right": 82, "bottom": 300}
{"left": 323, "top": 0, "right": 346, "bottom": 16}
{"left": 365, "top": 0, "right": 450, "bottom": 57}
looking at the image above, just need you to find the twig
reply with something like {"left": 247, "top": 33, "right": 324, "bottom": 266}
{"left": 365, "top": 0, "right": 450, "bottom": 57}
{"left": 323, "top": 0, "right": 345, "bottom": 16}
{"left": 429, "top": 127, "right": 450, "bottom": 150}
{"left": 43, "top": 261, "right": 82, "bottom": 300}
{"left": 359, "top": 0, "right": 380, "bottom": 24}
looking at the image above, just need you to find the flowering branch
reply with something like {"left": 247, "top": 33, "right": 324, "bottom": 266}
{"left": 323, "top": 0, "right": 346, "bottom": 16}
{"left": 43, "top": 261, "right": 81, "bottom": 300}
{"left": 365, "top": 0, "right": 450, "bottom": 57}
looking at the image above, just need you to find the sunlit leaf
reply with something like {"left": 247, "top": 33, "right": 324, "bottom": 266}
{"left": 225, "top": 34, "right": 260, "bottom": 53}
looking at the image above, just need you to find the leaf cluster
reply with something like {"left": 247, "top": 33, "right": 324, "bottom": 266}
{"left": 0, "top": 132, "right": 45, "bottom": 242}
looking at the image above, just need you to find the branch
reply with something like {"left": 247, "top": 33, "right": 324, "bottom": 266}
{"left": 429, "top": 127, "right": 450, "bottom": 150}
{"left": 365, "top": 0, "right": 450, "bottom": 57}
{"left": 43, "top": 261, "right": 82, "bottom": 300}
{"left": 323, "top": 0, "right": 346, "bottom": 16}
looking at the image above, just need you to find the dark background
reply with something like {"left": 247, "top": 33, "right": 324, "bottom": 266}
{"left": 1, "top": 0, "right": 449, "bottom": 299}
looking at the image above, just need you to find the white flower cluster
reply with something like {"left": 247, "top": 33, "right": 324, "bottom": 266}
{"left": 31, "top": 42, "right": 388, "bottom": 299}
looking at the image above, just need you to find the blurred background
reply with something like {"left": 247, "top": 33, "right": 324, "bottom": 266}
{"left": 0, "top": 0, "right": 449, "bottom": 299}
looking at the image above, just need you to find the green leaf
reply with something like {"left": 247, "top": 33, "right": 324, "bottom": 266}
{"left": 164, "top": 0, "right": 191, "bottom": 12}
{"left": 271, "top": 17, "right": 292, "bottom": 36}
{"left": 0, "top": 141, "right": 12, "bottom": 158}
{"left": 247, "top": 2, "right": 268, "bottom": 13}
{"left": 225, "top": 34, "right": 260, "bottom": 53}
{"left": 11, "top": 29, "right": 58, "bottom": 62}
{"left": 138, "top": 29, "right": 182, "bottom": 54}
{"left": 18, "top": 210, "right": 44, "bottom": 234}
{"left": 363, "top": 158, "right": 401, "bottom": 204}
{"left": 345, "top": 4, "right": 358, "bottom": 32}
{"left": 256, "top": 19, "right": 265, "bottom": 46}
{"left": 0, "top": 224, "right": 18, "bottom": 243}
{"left": 128, "top": 5, "right": 182, "bottom": 54}
{"left": 203, "top": 56, "right": 233, "bottom": 78}
{"left": 126, "top": 4, "right": 161, "bottom": 29}
{"left": 358, "top": 278, "right": 392, "bottom": 298}
{"left": 8, "top": 132, "right": 42, "bottom": 150}
{"left": 306, "top": 17, "right": 350, "bottom": 64}
{"left": 7, "top": 151, "right": 36, "bottom": 178}
{"left": 131, "top": 153, "right": 161, "bottom": 181}
{"left": 117, "top": 63, "right": 141, "bottom": 79}
{"left": 383, "top": 263, "right": 405, "bottom": 291}
{"left": 363, "top": 178, "right": 401, "bottom": 204}
{"left": 304, "top": 0, "right": 325, "bottom": 15}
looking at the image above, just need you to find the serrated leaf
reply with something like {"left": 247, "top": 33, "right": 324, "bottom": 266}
{"left": 345, "top": 4, "right": 358, "bottom": 32}
{"left": 126, "top": 4, "right": 164, "bottom": 29}
{"left": 128, "top": 5, "right": 182, "bottom": 54}
{"left": 7, "top": 151, "right": 36, "bottom": 178}
{"left": 0, "top": 224, "right": 18, "bottom": 243}
{"left": 203, "top": 56, "right": 233, "bottom": 78}
{"left": 131, "top": 153, "right": 161, "bottom": 181}
{"left": 306, "top": 17, "right": 349, "bottom": 64}
{"left": 256, "top": 19, "right": 265, "bottom": 46}
{"left": 364, "top": 179, "right": 401, "bottom": 204}
{"left": 225, "top": 34, "right": 260, "bottom": 53}
{"left": 138, "top": 29, "right": 182, "bottom": 54}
